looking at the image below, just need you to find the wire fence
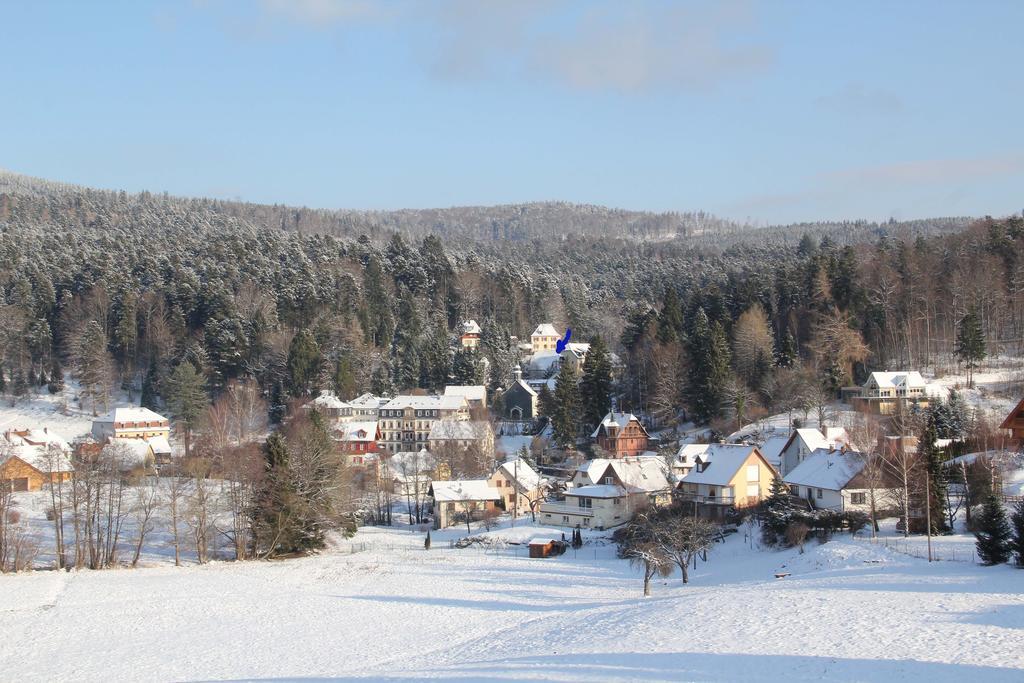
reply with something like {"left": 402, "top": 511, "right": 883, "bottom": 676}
{"left": 334, "top": 540, "right": 616, "bottom": 561}
{"left": 859, "top": 535, "right": 979, "bottom": 564}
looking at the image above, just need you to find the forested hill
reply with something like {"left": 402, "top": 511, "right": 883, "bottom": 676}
{"left": 0, "top": 169, "right": 971, "bottom": 248}
{"left": 1, "top": 167, "right": 1014, "bottom": 429}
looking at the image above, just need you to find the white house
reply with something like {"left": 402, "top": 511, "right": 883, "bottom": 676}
{"left": 853, "top": 371, "right": 930, "bottom": 414}
{"left": 429, "top": 479, "right": 502, "bottom": 529}
{"left": 783, "top": 447, "right": 887, "bottom": 512}
{"left": 91, "top": 407, "right": 170, "bottom": 442}
{"left": 443, "top": 385, "right": 488, "bottom": 411}
{"left": 488, "top": 457, "right": 547, "bottom": 518}
{"left": 311, "top": 391, "right": 353, "bottom": 421}
{"left": 539, "top": 455, "right": 671, "bottom": 529}
{"left": 779, "top": 427, "right": 849, "bottom": 476}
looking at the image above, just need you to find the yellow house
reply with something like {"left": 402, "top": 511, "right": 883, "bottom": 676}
{"left": 1, "top": 428, "right": 74, "bottom": 491}
{"left": 677, "top": 444, "right": 778, "bottom": 519}
{"left": 530, "top": 323, "right": 560, "bottom": 353}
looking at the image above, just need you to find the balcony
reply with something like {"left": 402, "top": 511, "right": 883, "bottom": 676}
{"left": 539, "top": 502, "right": 594, "bottom": 517}
{"left": 677, "top": 493, "right": 736, "bottom": 505}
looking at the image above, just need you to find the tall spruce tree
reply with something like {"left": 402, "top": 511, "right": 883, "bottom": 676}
{"left": 685, "top": 308, "right": 731, "bottom": 424}
{"left": 286, "top": 329, "right": 322, "bottom": 397}
{"left": 918, "top": 422, "right": 950, "bottom": 533}
{"left": 140, "top": 356, "right": 159, "bottom": 409}
{"left": 451, "top": 347, "right": 486, "bottom": 385}
{"left": 955, "top": 308, "right": 986, "bottom": 388}
{"left": 975, "top": 494, "right": 1012, "bottom": 565}
{"left": 551, "top": 364, "right": 582, "bottom": 449}
{"left": 165, "top": 361, "right": 208, "bottom": 457}
{"left": 579, "top": 335, "right": 613, "bottom": 430}
{"left": 1011, "top": 500, "right": 1024, "bottom": 568}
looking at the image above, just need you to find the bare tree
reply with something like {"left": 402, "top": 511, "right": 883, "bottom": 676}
{"left": 656, "top": 515, "right": 716, "bottom": 584}
{"left": 845, "top": 413, "right": 886, "bottom": 536}
{"left": 129, "top": 476, "right": 159, "bottom": 567}
{"left": 163, "top": 471, "right": 190, "bottom": 566}
{"left": 42, "top": 443, "right": 71, "bottom": 568}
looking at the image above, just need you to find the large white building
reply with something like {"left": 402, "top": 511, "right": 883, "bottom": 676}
{"left": 378, "top": 395, "right": 469, "bottom": 453}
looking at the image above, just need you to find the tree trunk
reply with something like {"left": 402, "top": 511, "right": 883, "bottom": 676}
{"left": 643, "top": 564, "right": 652, "bottom": 596}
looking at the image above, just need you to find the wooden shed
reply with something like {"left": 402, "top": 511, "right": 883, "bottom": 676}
{"left": 528, "top": 537, "right": 564, "bottom": 558}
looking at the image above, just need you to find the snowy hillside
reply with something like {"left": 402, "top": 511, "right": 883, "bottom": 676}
{"left": 1, "top": 525, "right": 1023, "bottom": 681}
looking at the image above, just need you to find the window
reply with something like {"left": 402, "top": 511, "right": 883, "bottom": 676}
{"left": 746, "top": 464, "right": 759, "bottom": 482}
{"left": 578, "top": 497, "right": 593, "bottom": 509}
{"left": 708, "top": 487, "right": 717, "bottom": 499}
{"left": 603, "top": 476, "right": 614, "bottom": 485}
{"left": 562, "top": 516, "right": 570, "bottom": 524}
{"left": 789, "top": 484, "right": 799, "bottom": 496}
{"left": 613, "top": 498, "right": 621, "bottom": 505}
{"left": 851, "top": 492, "right": 867, "bottom": 505}
{"left": 816, "top": 488, "right": 823, "bottom": 499}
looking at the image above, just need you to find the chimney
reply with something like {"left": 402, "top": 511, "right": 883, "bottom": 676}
{"left": 513, "top": 365, "right": 523, "bottom": 381}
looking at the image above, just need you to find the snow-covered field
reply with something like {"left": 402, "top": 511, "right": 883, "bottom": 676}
{"left": 2, "top": 522, "right": 1023, "bottom": 681}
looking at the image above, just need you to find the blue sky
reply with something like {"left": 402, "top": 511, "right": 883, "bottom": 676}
{"left": 2, "top": 0, "right": 1022, "bottom": 224}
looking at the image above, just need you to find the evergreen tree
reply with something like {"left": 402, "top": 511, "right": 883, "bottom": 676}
{"left": 551, "top": 364, "right": 582, "bottom": 449}
{"left": 370, "top": 359, "right": 395, "bottom": 396}
{"left": 451, "top": 347, "right": 486, "bottom": 385}
{"left": 1010, "top": 500, "right": 1024, "bottom": 568}
{"left": 269, "top": 380, "right": 287, "bottom": 424}
{"left": 165, "top": 361, "right": 208, "bottom": 457}
{"left": 975, "top": 494, "right": 1012, "bottom": 565}
{"left": 0, "top": 364, "right": 6, "bottom": 394}
{"left": 775, "top": 329, "right": 797, "bottom": 368}
{"left": 684, "top": 308, "right": 731, "bottom": 424}
{"left": 918, "top": 422, "right": 950, "bottom": 533}
{"left": 332, "top": 355, "right": 358, "bottom": 400}
{"left": 955, "top": 308, "right": 986, "bottom": 388}
{"left": 286, "top": 329, "right": 322, "bottom": 397}
{"left": 11, "top": 368, "right": 28, "bottom": 399}
{"left": 424, "top": 530, "right": 432, "bottom": 550}
{"left": 657, "top": 287, "right": 684, "bottom": 344}
{"left": 46, "top": 357, "right": 64, "bottom": 394}
{"left": 75, "top": 319, "right": 113, "bottom": 414}
{"left": 537, "top": 385, "right": 556, "bottom": 420}
{"left": 140, "top": 356, "right": 159, "bottom": 409}
{"left": 579, "top": 335, "right": 613, "bottom": 430}
{"left": 420, "top": 321, "right": 452, "bottom": 391}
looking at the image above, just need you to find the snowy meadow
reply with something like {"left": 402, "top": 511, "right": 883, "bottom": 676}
{"left": 2, "top": 521, "right": 1024, "bottom": 682}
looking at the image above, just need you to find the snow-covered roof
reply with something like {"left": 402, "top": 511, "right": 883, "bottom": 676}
{"left": 527, "top": 351, "right": 561, "bottom": 374}
{"left": 529, "top": 537, "right": 560, "bottom": 545}
{"left": 382, "top": 395, "right": 467, "bottom": 411}
{"left": 681, "top": 444, "right": 763, "bottom": 486}
{"left": 758, "top": 435, "right": 790, "bottom": 467}
{"left": 590, "top": 411, "right": 645, "bottom": 439}
{"left": 566, "top": 484, "right": 627, "bottom": 498}
{"left": 312, "top": 391, "right": 351, "bottom": 410}
{"left": 428, "top": 420, "right": 490, "bottom": 441}
{"left": 562, "top": 342, "right": 590, "bottom": 358}
{"left": 675, "top": 443, "right": 710, "bottom": 467}
{"left": 389, "top": 448, "right": 436, "bottom": 474}
{"left": 96, "top": 407, "right": 168, "bottom": 424}
{"left": 783, "top": 448, "right": 865, "bottom": 491}
{"left": 496, "top": 458, "right": 545, "bottom": 490}
{"left": 349, "top": 393, "right": 389, "bottom": 409}
{"left": 787, "top": 428, "right": 848, "bottom": 454}
{"left": 510, "top": 379, "right": 537, "bottom": 396}
{"left": 429, "top": 479, "right": 501, "bottom": 502}
{"left": 338, "top": 421, "right": 379, "bottom": 442}
{"left": 443, "top": 385, "right": 487, "bottom": 402}
{"left": 146, "top": 435, "right": 172, "bottom": 455}
{"left": 865, "top": 371, "right": 927, "bottom": 389}
{"left": 576, "top": 456, "right": 670, "bottom": 494}
{"left": 108, "top": 438, "right": 155, "bottom": 467}
{"left": 1, "top": 428, "right": 74, "bottom": 473}
{"left": 532, "top": 323, "right": 559, "bottom": 337}
{"left": 461, "top": 320, "right": 481, "bottom": 335}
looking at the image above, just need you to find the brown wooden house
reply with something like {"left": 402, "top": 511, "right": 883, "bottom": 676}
{"left": 590, "top": 412, "right": 650, "bottom": 458}
{"left": 1001, "top": 397, "right": 1024, "bottom": 448}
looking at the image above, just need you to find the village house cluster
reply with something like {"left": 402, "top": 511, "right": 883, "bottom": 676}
{"left": 4, "top": 335, "right": 1022, "bottom": 545}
